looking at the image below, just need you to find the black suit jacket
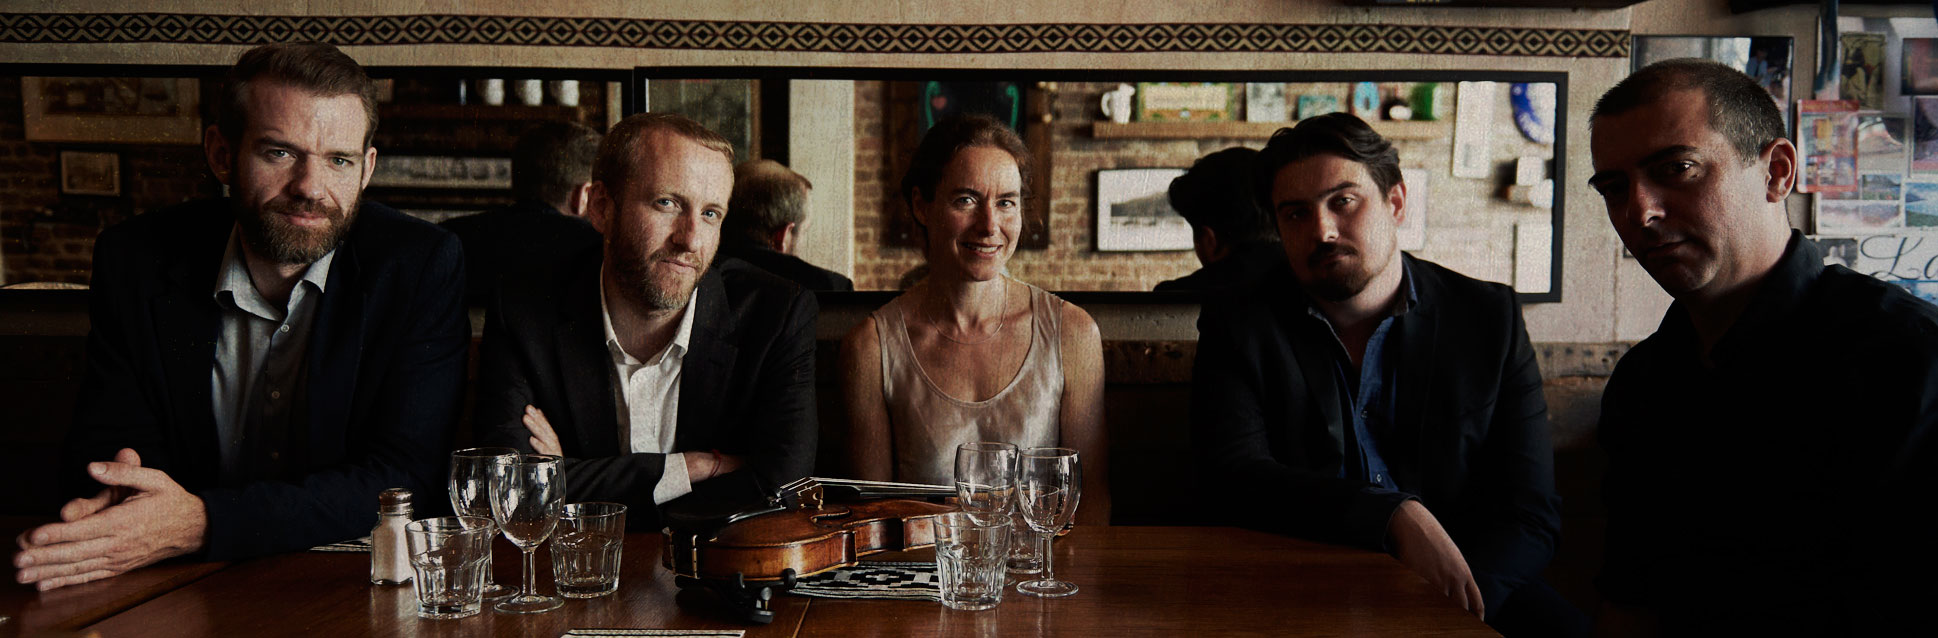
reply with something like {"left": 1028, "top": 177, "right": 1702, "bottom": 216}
{"left": 67, "top": 198, "right": 469, "bottom": 561}
{"left": 720, "top": 243, "right": 855, "bottom": 292}
{"left": 474, "top": 250, "right": 819, "bottom": 530}
{"left": 1191, "top": 255, "right": 1560, "bottom": 615}
{"left": 439, "top": 200, "right": 602, "bottom": 307}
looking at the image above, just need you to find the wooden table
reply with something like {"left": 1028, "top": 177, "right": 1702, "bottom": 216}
{"left": 0, "top": 518, "right": 225, "bottom": 638}
{"left": 76, "top": 527, "right": 1495, "bottom": 637}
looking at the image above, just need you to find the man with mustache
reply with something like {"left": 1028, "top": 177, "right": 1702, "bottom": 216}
{"left": 1193, "top": 113, "right": 1580, "bottom": 636}
{"left": 14, "top": 42, "right": 467, "bottom": 590}
{"left": 473, "top": 113, "right": 817, "bottom": 531}
{"left": 1590, "top": 60, "right": 1938, "bottom": 635}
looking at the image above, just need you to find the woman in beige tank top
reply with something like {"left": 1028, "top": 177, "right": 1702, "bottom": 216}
{"left": 838, "top": 115, "right": 1109, "bottom": 525}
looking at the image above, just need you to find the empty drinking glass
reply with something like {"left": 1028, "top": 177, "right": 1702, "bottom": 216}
{"left": 1016, "top": 447, "right": 1081, "bottom": 598}
{"left": 449, "top": 447, "right": 517, "bottom": 598}
{"left": 934, "top": 511, "right": 1011, "bottom": 611}
{"left": 405, "top": 516, "right": 496, "bottom": 620}
{"left": 489, "top": 453, "right": 565, "bottom": 614}
{"left": 954, "top": 442, "right": 1017, "bottom": 515}
{"left": 552, "top": 502, "right": 627, "bottom": 598}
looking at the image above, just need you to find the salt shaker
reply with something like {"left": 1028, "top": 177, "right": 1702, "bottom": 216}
{"left": 371, "top": 488, "right": 413, "bottom": 585}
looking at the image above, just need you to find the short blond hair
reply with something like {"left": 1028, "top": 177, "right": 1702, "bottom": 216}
{"left": 592, "top": 112, "right": 735, "bottom": 198}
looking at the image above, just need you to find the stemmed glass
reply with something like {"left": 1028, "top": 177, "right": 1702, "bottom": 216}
{"left": 954, "top": 442, "right": 1018, "bottom": 518}
{"left": 449, "top": 447, "right": 518, "bottom": 598}
{"left": 489, "top": 453, "right": 565, "bottom": 614}
{"left": 1015, "top": 447, "right": 1081, "bottom": 598}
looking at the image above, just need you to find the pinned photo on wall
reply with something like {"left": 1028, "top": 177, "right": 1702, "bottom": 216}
{"left": 1815, "top": 199, "right": 1903, "bottom": 231}
{"left": 1914, "top": 97, "right": 1938, "bottom": 175}
{"left": 1797, "top": 100, "right": 1859, "bottom": 194}
{"left": 1841, "top": 32, "right": 1887, "bottom": 110}
{"left": 1903, "top": 38, "right": 1938, "bottom": 95}
{"left": 1631, "top": 36, "right": 1792, "bottom": 125}
{"left": 1451, "top": 81, "right": 1496, "bottom": 179}
{"left": 1903, "top": 181, "right": 1938, "bottom": 227}
{"left": 1245, "top": 83, "right": 1289, "bottom": 123}
{"left": 1856, "top": 114, "right": 1907, "bottom": 174}
{"left": 1807, "top": 233, "right": 1938, "bottom": 303}
{"left": 1398, "top": 168, "right": 1428, "bottom": 251}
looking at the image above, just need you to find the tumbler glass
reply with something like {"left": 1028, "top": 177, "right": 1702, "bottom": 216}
{"left": 552, "top": 502, "right": 627, "bottom": 598}
{"left": 405, "top": 516, "right": 496, "bottom": 620}
{"left": 934, "top": 511, "right": 1012, "bottom": 611}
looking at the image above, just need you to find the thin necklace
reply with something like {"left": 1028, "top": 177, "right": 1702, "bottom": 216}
{"left": 928, "top": 279, "right": 1012, "bottom": 346}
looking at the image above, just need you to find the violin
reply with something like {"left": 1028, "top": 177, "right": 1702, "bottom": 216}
{"left": 662, "top": 477, "right": 959, "bottom": 623}
{"left": 662, "top": 477, "right": 958, "bottom": 584}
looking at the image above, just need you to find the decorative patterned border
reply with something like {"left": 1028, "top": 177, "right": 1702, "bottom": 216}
{"left": 0, "top": 13, "right": 1627, "bottom": 58}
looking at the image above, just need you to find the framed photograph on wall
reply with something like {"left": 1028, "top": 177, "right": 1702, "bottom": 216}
{"left": 368, "top": 155, "right": 513, "bottom": 190}
{"left": 1903, "top": 38, "right": 1938, "bottom": 95}
{"left": 59, "top": 150, "right": 121, "bottom": 196}
{"left": 1095, "top": 168, "right": 1190, "bottom": 252}
{"left": 23, "top": 78, "right": 203, "bottom": 145}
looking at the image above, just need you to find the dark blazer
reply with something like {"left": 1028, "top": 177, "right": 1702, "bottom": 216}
{"left": 439, "top": 200, "right": 602, "bottom": 307}
{"left": 66, "top": 198, "right": 469, "bottom": 561}
{"left": 474, "top": 249, "right": 819, "bottom": 530}
{"left": 720, "top": 243, "right": 855, "bottom": 292}
{"left": 1191, "top": 255, "right": 1560, "bottom": 614}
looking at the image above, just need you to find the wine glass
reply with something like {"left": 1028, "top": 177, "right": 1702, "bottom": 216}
{"left": 1015, "top": 447, "right": 1081, "bottom": 598}
{"left": 449, "top": 447, "right": 518, "bottom": 598}
{"left": 489, "top": 453, "right": 565, "bottom": 614}
{"left": 954, "top": 442, "right": 1018, "bottom": 518}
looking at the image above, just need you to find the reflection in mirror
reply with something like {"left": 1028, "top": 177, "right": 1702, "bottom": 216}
{"left": 638, "top": 69, "right": 1564, "bottom": 300}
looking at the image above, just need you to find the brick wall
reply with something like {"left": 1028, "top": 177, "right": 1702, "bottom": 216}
{"left": 0, "top": 76, "right": 220, "bottom": 286}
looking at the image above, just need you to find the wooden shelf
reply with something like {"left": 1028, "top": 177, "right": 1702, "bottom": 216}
{"left": 377, "top": 103, "right": 584, "bottom": 121}
{"left": 1089, "top": 119, "right": 1449, "bottom": 141}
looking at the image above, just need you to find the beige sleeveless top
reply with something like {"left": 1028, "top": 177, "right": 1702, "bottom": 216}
{"left": 873, "top": 282, "right": 1065, "bottom": 486}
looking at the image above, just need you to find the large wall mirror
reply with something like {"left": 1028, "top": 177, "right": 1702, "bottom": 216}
{"left": 0, "top": 64, "right": 1561, "bottom": 303}
{"left": 637, "top": 67, "right": 1566, "bottom": 302}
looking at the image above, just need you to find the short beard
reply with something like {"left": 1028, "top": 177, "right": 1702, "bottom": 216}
{"left": 1302, "top": 243, "right": 1375, "bottom": 302}
{"left": 236, "top": 196, "right": 357, "bottom": 266}
{"left": 613, "top": 245, "right": 703, "bottom": 311}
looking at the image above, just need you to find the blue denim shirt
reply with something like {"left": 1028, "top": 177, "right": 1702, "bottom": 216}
{"left": 1309, "top": 262, "right": 1417, "bottom": 491}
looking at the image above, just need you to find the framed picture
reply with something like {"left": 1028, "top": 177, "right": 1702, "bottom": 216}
{"left": 1631, "top": 36, "right": 1792, "bottom": 122}
{"left": 1095, "top": 168, "right": 1190, "bottom": 252}
{"left": 368, "top": 155, "right": 513, "bottom": 190}
{"left": 1903, "top": 38, "right": 1938, "bottom": 95}
{"left": 23, "top": 77, "right": 203, "bottom": 145}
{"left": 1135, "top": 83, "right": 1235, "bottom": 122}
{"left": 644, "top": 78, "right": 757, "bottom": 164}
{"left": 59, "top": 150, "right": 121, "bottom": 196}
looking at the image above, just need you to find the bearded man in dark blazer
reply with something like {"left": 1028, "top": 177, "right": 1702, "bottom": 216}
{"left": 16, "top": 42, "right": 468, "bottom": 590}
{"left": 474, "top": 113, "right": 817, "bottom": 531}
{"left": 1191, "top": 113, "right": 1581, "bottom": 637}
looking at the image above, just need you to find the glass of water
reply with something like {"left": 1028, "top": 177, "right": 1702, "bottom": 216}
{"left": 489, "top": 453, "right": 565, "bottom": 614}
{"left": 956, "top": 442, "right": 1034, "bottom": 573}
{"left": 934, "top": 511, "right": 1011, "bottom": 611}
{"left": 405, "top": 516, "right": 496, "bottom": 619}
{"left": 1016, "top": 447, "right": 1081, "bottom": 598}
{"left": 552, "top": 502, "right": 626, "bottom": 598}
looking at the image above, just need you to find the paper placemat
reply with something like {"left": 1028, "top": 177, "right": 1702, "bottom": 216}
{"left": 561, "top": 631, "right": 745, "bottom": 637}
{"left": 788, "top": 561, "right": 940, "bottom": 601}
{"left": 308, "top": 536, "right": 372, "bottom": 553}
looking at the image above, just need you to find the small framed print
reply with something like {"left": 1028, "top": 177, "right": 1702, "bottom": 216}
{"left": 1095, "top": 168, "right": 1191, "bottom": 252}
{"left": 59, "top": 150, "right": 121, "bottom": 196}
{"left": 368, "top": 155, "right": 513, "bottom": 190}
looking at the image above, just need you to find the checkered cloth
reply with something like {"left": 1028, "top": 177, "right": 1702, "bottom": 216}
{"left": 788, "top": 561, "right": 941, "bottom": 601}
{"left": 308, "top": 536, "right": 372, "bottom": 553}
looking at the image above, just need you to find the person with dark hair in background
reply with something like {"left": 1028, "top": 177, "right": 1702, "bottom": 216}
{"left": 16, "top": 42, "right": 468, "bottom": 590}
{"left": 720, "top": 159, "right": 854, "bottom": 291}
{"left": 472, "top": 113, "right": 818, "bottom": 531}
{"left": 839, "top": 114, "right": 1110, "bottom": 524}
{"left": 1590, "top": 58, "right": 1938, "bottom": 635}
{"left": 441, "top": 120, "right": 603, "bottom": 306}
{"left": 1154, "top": 147, "right": 1283, "bottom": 292}
{"left": 1192, "top": 112, "right": 1579, "bottom": 636}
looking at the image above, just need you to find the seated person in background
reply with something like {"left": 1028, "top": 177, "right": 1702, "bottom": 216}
{"left": 720, "top": 159, "right": 855, "bottom": 291}
{"left": 474, "top": 113, "right": 818, "bottom": 531}
{"left": 839, "top": 114, "right": 1109, "bottom": 524}
{"left": 1192, "top": 113, "right": 1578, "bottom": 636}
{"left": 1154, "top": 147, "right": 1284, "bottom": 292}
{"left": 16, "top": 42, "right": 467, "bottom": 590}
{"left": 440, "top": 120, "right": 603, "bottom": 307}
{"left": 1589, "top": 59, "right": 1938, "bottom": 635}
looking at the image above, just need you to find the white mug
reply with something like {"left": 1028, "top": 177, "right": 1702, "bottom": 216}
{"left": 514, "top": 79, "right": 543, "bottom": 106}
{"left": 479, "top": 79, "right": 505, "bottom": 106}
{"left": 548, "top": 80, "right": 581, "bottom": 107}
{"left": 1099, "top": 83, "right": 1135, "bottom": 124}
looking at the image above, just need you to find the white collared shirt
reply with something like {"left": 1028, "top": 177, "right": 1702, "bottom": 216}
{"left": 599, "top": 276, "right": 697, "bottom": 504}
{"left": 210, "top": 225, "right": 334, "bottom": 484}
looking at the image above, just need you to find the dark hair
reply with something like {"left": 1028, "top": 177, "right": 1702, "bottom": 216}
{"left": 1169, "top": 147, "right": 1278, "bottom": 245}
{"left": 592, "top": 112, "right": 735, "bottom": 199}
{"left": 512, "top": 120, "right": 601, "bottom": 208}
{"left": 1592, "top": 58, "right": 1786, "bottom": 162}
{"left": 899, "top": 114, "right": 1031, "bottom": 215}
{"left": 725, "top": 159, "right": 814, "bottom": 248}
{"left": 217, "top": 42, "right": 378, "bottom": 149}
{"left": 1252, "top": 113, "right": 1402, "bottom": 214}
